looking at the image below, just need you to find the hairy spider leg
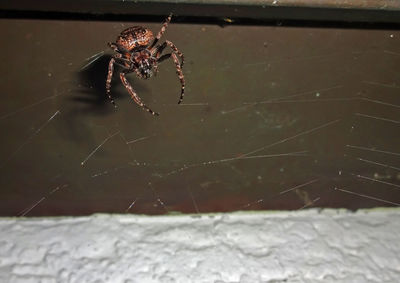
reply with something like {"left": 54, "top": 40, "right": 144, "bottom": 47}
{"left": 153, "top": 42, "right": 167, "bottom": 57}
{"left": 150, "top": 42, "right": 168, "bottom": 75}
{"left": 157, "top": 53, "right": 172, "bottom": 63}
{"left": 166, "top": 40, "right": 184, "bottom": 67}
{"left": 106, "top": 51, "right": 132, "bottom": 107}
{"left": 152, "top": 40, "right": 185, "bottom": 104}
{"left": 107, "top": 48, "right": 138, "bottom": 107}
{"left": 119, "top": 72, "right": 159, "bottom": 116}
{"left": 109, "top": 42, "right": 134, "bottom": 66}
{"left": 162, "top": 40, "right": 185, "bottom": 104}
{"left": 108, "top": 42, "right": 119, "bottom": 52}
{"left": 150, "top": 13, "right": 172, "bottom": 49}
{"left": 153, "top": 41, "right": 183, "bottom": 67}
{"left": 170, "top": 53, "right": 185, "bottom": 104}
{"left": 106, "top": 57, "right": 117, "bottom": 107}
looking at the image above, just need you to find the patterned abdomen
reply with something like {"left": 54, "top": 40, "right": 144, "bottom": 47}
{"left": 116, "top": 27, "right": 154, "bottom": 51}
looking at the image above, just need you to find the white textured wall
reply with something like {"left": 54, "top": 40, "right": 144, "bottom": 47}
{"left": 1, "top": 209, "right": 399, "bottom": 283}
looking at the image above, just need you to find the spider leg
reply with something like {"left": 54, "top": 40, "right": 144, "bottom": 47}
{"left": 165, "top": 40, "right": 184, "bottom": 68}
{"left": 119, "top": 72, "right": 159, "bottom": 116}
{"left": 106, "top": 57, "right": 117, "bottom": 107}
{"left": 149, "top": 42, "right": 168, "bottom": 75}
{"left": 108, "top": 42, "right": 119, "bottom": 52}
{"left": 116, "top": 56, "right": 131, "bottom": 64}
{"left": 106, "top": 54, "right": 132, "bottom": 107}
{"left": 150, "top": 42, "right": 167, "bottom": 57}
{"left": 169, "top": 52, "right": 185, "bottom": 104}
{"left": 150, "top": 13, "right": 172, "bottom": 49}
{"left": 114, "top": 61, "right": 131, "bottom": 69}
{"left": 154, "top": 40, "right": 185, "bottom": 103}
{"left": 157, "top": 53, "right": 171, "bottom": 63}
{"left": 109, "top": 47, "right": 132, "bottom": 66}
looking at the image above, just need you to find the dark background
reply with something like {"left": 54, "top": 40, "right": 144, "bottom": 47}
{"left": 1, "top": 2, "right": 400, "bottom": 216}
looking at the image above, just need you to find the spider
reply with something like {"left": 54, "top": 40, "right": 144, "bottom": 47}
{"left": 106, "top": 14, "right": 185, "bottom": 116}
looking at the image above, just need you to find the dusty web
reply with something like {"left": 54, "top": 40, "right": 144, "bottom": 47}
{"left": 0, "top": 19, "right": 399, "bottom": 216}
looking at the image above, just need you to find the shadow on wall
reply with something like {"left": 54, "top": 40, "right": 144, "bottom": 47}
{"left": 74, "top": 54, "right": 149, "bottom": 112}
{"left": 55, "top": 53, "right": 151, "bottom": 144}
{"left": 75, "top": 54, "right": 120, "bottom": 113}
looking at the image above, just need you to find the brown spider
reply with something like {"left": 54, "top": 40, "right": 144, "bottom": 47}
{"left": 106, "top": 14, "right": 185, "bottom": 116}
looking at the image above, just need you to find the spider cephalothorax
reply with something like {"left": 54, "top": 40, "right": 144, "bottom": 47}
{"left": 106, "top": 14, "right": 185, "bottom": 116}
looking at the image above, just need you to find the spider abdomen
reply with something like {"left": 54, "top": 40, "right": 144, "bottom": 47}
{"left": 116, "top": 26, "right": 154, "bottom": 51}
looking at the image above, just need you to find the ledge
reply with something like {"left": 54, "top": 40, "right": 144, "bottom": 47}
{"left": 1, "top": 209, "right": 400, "bottom": 282}
{"left": 1, "top": 0, "right": 400, "bottom": 24}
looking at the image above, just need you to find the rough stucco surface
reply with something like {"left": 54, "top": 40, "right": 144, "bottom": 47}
{"left": 0, "top": 209, "right": 399, "bottom": 283}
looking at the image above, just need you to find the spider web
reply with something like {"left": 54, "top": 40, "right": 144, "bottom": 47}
{"left": 0, "top": 19, "right": 399, "bottom": 216}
